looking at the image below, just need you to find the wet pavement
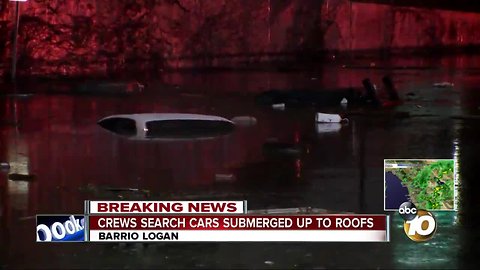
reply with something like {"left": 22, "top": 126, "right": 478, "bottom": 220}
{"left": 1, "top": 59, "right": 480, "bottom": 269}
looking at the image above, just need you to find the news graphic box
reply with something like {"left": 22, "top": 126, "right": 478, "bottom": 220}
{"left": 87, "top": 214, "right": 390, "bottom": 242}
{"left": 384, "top": 159, "right": 456, "bottom": 211}
{"left": 87, "top": 200, "right": 247, "bottom": 214}
{"left": 36, "top": 215, "right": 86, "bottom": 242}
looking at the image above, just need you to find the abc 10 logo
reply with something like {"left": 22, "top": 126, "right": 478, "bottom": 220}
{"left": 398, "top": 202, "right": 437, "bottom": 242}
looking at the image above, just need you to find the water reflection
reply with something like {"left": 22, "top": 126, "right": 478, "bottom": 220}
{"left": 315, "top": 123, "right": 342, "bottom": 134}
{"left": 6, "top": 128, "right": 30, "bottom": 212}
{"left": 392, "top": 211, "right": 459, "bottom": 269}
{"left": 0, "top": 66, "right": 479, "bottom": 268}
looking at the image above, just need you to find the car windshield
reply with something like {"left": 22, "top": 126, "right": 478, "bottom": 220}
{"left": 98, "top": 117, "right": 137, "bottom": 136}
{"left": 145, "top": 120, "right": 234, "bottom": 138}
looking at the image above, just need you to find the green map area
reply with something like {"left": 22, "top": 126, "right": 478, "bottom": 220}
{"left": 385, "top": 160, "right": 455, "bottom": 210}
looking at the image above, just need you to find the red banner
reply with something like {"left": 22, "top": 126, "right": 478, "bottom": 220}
{"left": 88, "top": 215, "right": 386, "bottom": 230}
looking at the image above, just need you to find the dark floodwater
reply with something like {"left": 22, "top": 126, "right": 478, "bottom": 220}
{"left": 1, "top": 62, "right": 480, "bottom": 269}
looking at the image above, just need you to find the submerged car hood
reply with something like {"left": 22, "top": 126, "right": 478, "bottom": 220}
{"left": 97, "top": 113, "right": 235, "bottom": 141}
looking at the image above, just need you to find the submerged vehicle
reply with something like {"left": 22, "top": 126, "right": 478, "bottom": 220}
{"left": 98, "top": 113, "right": 235, "bottom": 141}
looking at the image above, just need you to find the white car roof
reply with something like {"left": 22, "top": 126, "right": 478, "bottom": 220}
{"left": 98, "top": 113, "right": 234, "bottom": 125}
{"left": 98, "top": 113, "right": 235, "bottom": 141}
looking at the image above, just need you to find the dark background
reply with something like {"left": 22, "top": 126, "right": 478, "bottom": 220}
{"left": 2, "top": 0, "right": 480, "bottom": 78}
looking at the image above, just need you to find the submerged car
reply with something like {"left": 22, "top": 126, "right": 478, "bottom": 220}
{"left": 97, "top": 113, "right": 235, "bottom": 140}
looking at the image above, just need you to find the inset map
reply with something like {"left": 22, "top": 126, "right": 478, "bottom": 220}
{"left": 384, "top": 159, "right": 455, "bottom": 211}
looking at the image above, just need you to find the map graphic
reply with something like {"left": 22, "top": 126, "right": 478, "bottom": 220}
{"left": 384, "top": 159, "right": 455, "bottom": 210}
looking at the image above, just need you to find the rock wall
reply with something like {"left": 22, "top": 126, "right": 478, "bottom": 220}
{"left": 1, "top": 0, "right": 480, "bottom": 77}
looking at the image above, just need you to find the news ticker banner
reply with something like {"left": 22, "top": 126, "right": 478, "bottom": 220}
{"left": 36, "top": 201, "right": 390, "bottom": 242}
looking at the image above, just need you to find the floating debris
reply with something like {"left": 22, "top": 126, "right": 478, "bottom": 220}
{"left": 136, "top": 82, "right": 145, "bottom": 92}
{"left": 272, "top": 103, "right": 286, "bottom": 110}
{"left": 215, "top": 174, "right": 236, "bottom": 183}
{"left": 8, "top": 173, "right": 35, "bottom": 181}
{"left": 230, "top": 116, "right": 257, "bottom": 127}
{"left": 315, "top": 113, "right": 348, "bottom": 124}
{"left": 340, "top": 98, "right": 348, "bottom": 105}
{"left": 264, "top": 261, "right": 274, "bottom": 265}
{"left": 316, "top": 113, "right": 341, "bottom": 123}
{"left": 0, "top": 162, "right": 10, "bottom": 170}
{"left": 433, "top": 82, "right": 454, "bottom": 88}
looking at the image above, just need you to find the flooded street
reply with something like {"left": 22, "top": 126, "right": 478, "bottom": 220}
{"left": 1, "top": 62, "right": 479, "bottom": 269}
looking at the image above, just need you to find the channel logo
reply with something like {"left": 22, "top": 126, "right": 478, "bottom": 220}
{"left": 36, "top": 215, "right": 85, "bottom": 242}
{"left": 398, "top": 202, "right": 437, "bottom": 242}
